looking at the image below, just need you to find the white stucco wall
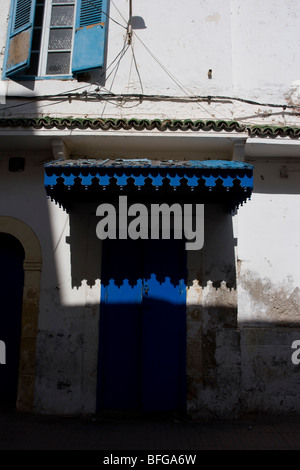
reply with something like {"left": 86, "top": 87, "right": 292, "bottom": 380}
{"left": 237, "top": 160, "right": 300, "bottom": 414}
{"left": 238, "top": 161, "right": 300, "bottom": 325}
{"left": 0, "top": 0, "right": 300, "bottom": 124}
{"left": 0, "top": 0, "right": 300, "bottom": 417}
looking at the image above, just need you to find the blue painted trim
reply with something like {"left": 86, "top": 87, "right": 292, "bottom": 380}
{"left": 72, "top": 0, "right": 108, "bottom": 74}
{"left": 2, "top": 0, "right": 17, "bottom": 80}
{"left": 44, "top": 159, "right": 253, "bottom": 212}
{"left": 44, "top": 160, "right": 254, "bottom": 190}
{"left": 1, "top": 74, "right": 74, "bottom": 81}
{"left": 34, "top": 75, "right": 74, "bottom": 80}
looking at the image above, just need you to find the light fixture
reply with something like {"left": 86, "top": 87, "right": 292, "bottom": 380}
{"left": 9, "top": 157, "right": 25, "bottom": 172}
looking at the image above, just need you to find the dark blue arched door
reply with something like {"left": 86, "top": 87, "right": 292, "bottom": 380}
{"left": 0, "top": 233, "right": 24, "bottom": 406}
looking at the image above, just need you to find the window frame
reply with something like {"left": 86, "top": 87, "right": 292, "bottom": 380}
{"left": 3, "top": 0, "right": 108, "bottom": 80}
{"left": 38, "top": 0, "right": 76, "bottom": 78}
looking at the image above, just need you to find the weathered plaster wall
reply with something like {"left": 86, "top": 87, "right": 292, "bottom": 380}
{"left": 0, "top": 0, "right": 300, "bottom": 417}
{"left": 238, "top": 160, "right": 300, "bottom": 414}
{"left": 1, "top": 153, "right": 300, "bottom": 417}
{"left": 0, "top": 153, "right": 101, "bottom": 414}
{"left": 187, "top": 205, "right": 242, "bottom": 419}
{"left": 1, "top": 0, "right": 300, "bottom": 125}
{"left": 186, "top": 159, "right": 300, "bottom": 418}
{"left": 230, "top": 0, "right": 300, "bottom": 102}
{"left": 238, "top": 161, "right": 300, "bottom": 325}
{"left": 35, "top": 201, "right": 102, "bottom": 414}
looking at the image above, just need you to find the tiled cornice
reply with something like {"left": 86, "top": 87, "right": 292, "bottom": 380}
{"left": 0, "top": 117, "right": 300, "bottom": 137}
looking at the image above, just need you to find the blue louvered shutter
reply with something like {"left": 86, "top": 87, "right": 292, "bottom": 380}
{"left": 72, "top": 0, "right": 107, "bottom": 75}
{"left": 5, "top": 0, "right": 36, "bottom": 76}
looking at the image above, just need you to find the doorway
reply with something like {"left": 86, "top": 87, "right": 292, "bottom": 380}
{"left": 97, "top": 237, "right": 187, "bottom": 414}
{"left": 0, "top": 233, "right": 25, "bottom": 406}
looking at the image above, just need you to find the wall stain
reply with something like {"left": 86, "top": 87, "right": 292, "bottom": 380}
{"left": 205, "top": 13, "right": 221, "bottom": 24}
{"left": 241, "top": 271, "right": 300, "bottom": 324}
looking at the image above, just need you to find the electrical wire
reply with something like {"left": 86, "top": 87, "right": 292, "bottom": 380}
{"left": 85, "top": 0, "right": 127, "bottom": 30}
{"left": 130, "top": 31, "right": 299, "bottom": 123}
{"left": 2, "top": 87, "right": 300, "bottom": 107}
{"left": 99, "top": 37, "right": 130, "bottom": 116}
{"left": 91, "top": 0, "right": 269, "bottom": 122}
{"left": 1, "top": 1, "right": 299, "bottom": 121}
{"left": 95, "top": 38, "right": 130, "bottom": 85}
{"left": 0, "top": 39, "right": 130, "bottom": 113}
{"left": 130, "top": 44, "right": 144, "bottom": 96}
{"left": 131, "top": 30, "right": 209, "bottom": 116}
{"left": 111, "top": 0, "right": 128, "bottom": 25}
{"left": 2, "top": 92, "right": 300, "bottom": 113}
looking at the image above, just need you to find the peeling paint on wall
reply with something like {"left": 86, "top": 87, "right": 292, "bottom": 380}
{"left": 285, "top": 80, "right": 300, "bottom": 107}
{"left": 239, "top": 270, "right": 300, "bottom": 325}
{"left": 7, "top": 29, "right": 30, "bottom": 70}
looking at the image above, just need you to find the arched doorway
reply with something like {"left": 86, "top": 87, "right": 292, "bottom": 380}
{"left": 0, "top": 217, "right": 42, "bottom": 412}
{"left": 0, "top": 233, "right": 25, "bottom": 406}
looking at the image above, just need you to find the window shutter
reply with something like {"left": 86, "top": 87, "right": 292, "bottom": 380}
{"left": 4, "top": 0, "right": 37, "bottom": 76}
{"left": 72, "top": 0, "right": 107, "bottom": 75}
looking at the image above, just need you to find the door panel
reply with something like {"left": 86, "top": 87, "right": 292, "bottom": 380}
{"left": 98, "top": 237, "right": 186, "bottom": 413}
{"left": 98, "top": 239, "right": 143, "bottom": 410}
{"left": 142, "top": 239, "right": 186, "bottom": 412}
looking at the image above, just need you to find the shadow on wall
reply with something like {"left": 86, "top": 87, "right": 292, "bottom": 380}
{"left": 65, "top": 202, "right": 239, "bottom": 416}
{"left": 67, "top": 203, "right": 237, "bottom": 291}
{"left": 63, "top": 162, "right": 300, "bottom": 290}
{"left": 36, "top": 198, "right": 300, "bottom": 417}
{"left": 66, "top": 203, "right": 102, "bottom": 288}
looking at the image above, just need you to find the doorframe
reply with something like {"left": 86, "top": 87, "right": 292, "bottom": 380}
{"left": 98, "top": 237, "right": 187, "bottom": 414}
{"left": 0, "top": 217, "right": 42, "bottom": 412}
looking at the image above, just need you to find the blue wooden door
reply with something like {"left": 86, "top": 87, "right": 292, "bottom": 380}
{"left": 142, "top": 240, "right": 186, "bottom": 412}
{"left": 98, "top": 239, "right": 144, "bottom": 410}
{"left": 0, "top": 234, "right": 24, "bottom": 405}
{"left": 97, "top": 238, "right": 186, "bottom": 413}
